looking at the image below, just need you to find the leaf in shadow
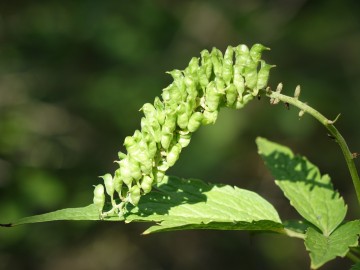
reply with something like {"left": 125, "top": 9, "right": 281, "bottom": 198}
{"left": 256, "top": 137, "right": 347, "bottom": 236}
{"left": 124, "top": 176, "right": 283, "bottom": 234}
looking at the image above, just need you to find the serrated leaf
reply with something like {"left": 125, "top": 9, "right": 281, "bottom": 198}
{"left": 256, "top": 137, "right": 347, "bottom": 236}
{"left": 124, "top": 176, "right": 283, "bottom": 234}
{"left": 2, "top": 176, "right": 283, "bottom": 235}
{"left": 305, "top": 220, "right": 360, "bottom": 269}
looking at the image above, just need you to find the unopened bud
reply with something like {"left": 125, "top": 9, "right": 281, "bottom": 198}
{"left": 294, "top": 85, "right": 301, "bottom": 99}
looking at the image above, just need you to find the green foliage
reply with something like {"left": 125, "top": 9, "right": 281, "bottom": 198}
{"left": 257, "top": 137, "right": 360, "bottom": 268}
{"left": 95, "top": 43, "right": 274, "bottom": 218}
{"left": 305, "top": 221, "right": 360, "bottom": 269}
{"left": 256, "top": 137, "right": 347, "bottom": 237}
{"left": 2, "top": 43, "right": 360, "bottom": 270}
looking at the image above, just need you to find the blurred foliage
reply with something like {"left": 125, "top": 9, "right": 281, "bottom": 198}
{"left": 1, "top": 0, "right": 360, "bottom": 269}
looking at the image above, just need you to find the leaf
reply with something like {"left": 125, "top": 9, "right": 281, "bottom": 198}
{"left": 123, "top": 176, "right": 283, "bottom": 234}
{"left": 0, "top": 204, "right": 118, "bottom": 226}
{"left": 304, "top": 220, "right": 360, "bottom": 269}
{"left": 256, "top": 137, "right": 347, "bottom": 236}
{"left": 2, "top": 176, "right": 283, "bottom": 235}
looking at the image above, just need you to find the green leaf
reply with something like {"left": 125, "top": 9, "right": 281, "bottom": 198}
{"left": 2, "top": 176, "right": 283, "bottom": 235}
{"left": 124, "top": 176, "right": 283, "bottom": 234}
{"left": 304, "top": 220, "right": 360, "bottom": 269}
{"left": 0, "top": 204, "right": 116, "bottom": 226}
{"left": 256, "top": 137, "right": 347, "bottom": 236}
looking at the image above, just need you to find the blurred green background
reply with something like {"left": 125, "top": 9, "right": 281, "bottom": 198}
{"left": 1, "top": 0, "right": 360, "bottom": 269}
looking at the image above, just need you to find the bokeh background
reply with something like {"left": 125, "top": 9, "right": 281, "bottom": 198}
{"left": 1, "top": 0, "right": 360, "bottom": 269}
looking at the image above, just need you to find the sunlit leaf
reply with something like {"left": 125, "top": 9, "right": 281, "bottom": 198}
{"left": 305, "top": 220, "right": 360, "bottom": 269}
{"left": 256, "top": 137, "right": 347, "bottom": 236}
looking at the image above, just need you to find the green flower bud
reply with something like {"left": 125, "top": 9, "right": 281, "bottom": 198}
{"left": 185, "top": 57, "right": 200, "bottom": 75}
{"left": 178, "top": 132, "right": 191, "bottom": 148}
{"left": 113, "top": 169, "right": 123, "bottom": 193}
{"left": 141, "top": 175, "right": 153, "bottom": 194}
{"left": 141, "top": 117, "right": 161, "bottom": 143}
{"left": 198, "top": 65, "right": 209, "bottom": 90}
{"left": 215, "top": 77, "right": 226, "bottom": 91}
{"left": 235, "top": 44, "right": 250, "bottom": 67}
{"left": 118, "top": 158, "right": 134, "bottom": 186}
{"left": 186, "top": 92, "right": 198, "bottom": 112}
{"left": 167, "top": 143, "right": 182, "bottom": 167}
{"left": 233, "top": 65, "right": 245, "bottom": 97}
{"left": 162, "top": 83, "right": 182, "bottom": 104}
{"left": 93, "top": 184, "right": 105, "bottom": 212}
{"left": 250, "top": 43, "right": 270, "bottom": 63}
{"left": 162, "top": 112, "right": 177, "bottom": 134}
{"left": 140, "top": 158, "right": 153, "bottom": 174}
{"left": 187, "top": 111, "right": 203, "bottom": 132}
{"left": 243, "top": 61, "right": 258, "bottom": 93}
{"left": 225, "top": 84, "right": 238, "bottom": 107}
{"left": 133, "top": 130, "right": 142, "bottom": 141}
{"left": 124, "top": 135, "right": 136, "bottom": 151}
{"left": 184, "top": 77, "right": 198, "bottom": 105}
{"left": 148, "top": 140, "right": 157, "bottom": 159}
{"left": 211, "top": 48, "right": 223, "bottom": 78}
{"left": 157, "top": 158, "right": 169, "bottom": 171}
{"left": 235, "top": 93, "right": 254, "bottom": 109}
{"left": 177, "top": 113, "right": 189, "bottom": 130}
{"left": 118, "top": 151, "right": 127, "bottom": 160}
{"left": 184, "top": 74, "right": 196, "bottom": 89}
{"left": 167, "top": 71, "right": 187, "bottom": 100}
{"left": 128, "top": 157, "right": 142, "bottom": 181}
{"left": 140, "top": 103, "right": 157, "bottom": 120}
{"left": 177, "top": 103, "right": 190, "bottom": 130}
{"left": 222, "top": 46, "right": 234, "bottom": 85}
{"left": 129, "top": 185, "right": 141, "bottom": 206}
{"left": 294, "top": 85, "right": 301, "bottom": 99}
{"left": 205, "top": 82, "right": 223, "bottom": 111}
{"left": 154, "top": 97, "right": 166, "bottom": 125}
{"left": 200, "top": 49, "right": 213, "bottom": 79}
{"left": 126, "top": 139, "right": 147, "bottom": 164}
{"left": 161, "top": 132, "right": 173, "bottom": 151}
{"left": 299, "top": 109, "right": 305, "bottom": 118}
{"left": 256, "top": 60, "right": 275, "bottom": 90}
{"left": 100, "top": 173, "right": 114, "bottom": 197}
{"left": 153, "top": 168, "right": 165, "bottom": 183}
{"left": 202, "top": 110, "right": 218, "bottom": 125}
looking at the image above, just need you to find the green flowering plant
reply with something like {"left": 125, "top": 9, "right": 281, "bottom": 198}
{"left": 93, "top": 44, "right": 274, "bottom": 217}
{"left": 2, "top": 43, "right": 360, "bottom": 269}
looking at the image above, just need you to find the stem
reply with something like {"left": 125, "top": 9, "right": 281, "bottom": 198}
{"left": 265, "top": 89, "right": 360, "bottom": 206}
{"left": 346, "top": 251, "right": 360, "bottom": 263}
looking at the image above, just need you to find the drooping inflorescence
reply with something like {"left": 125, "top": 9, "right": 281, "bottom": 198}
{"left": 93, "top": 44, "right": 275, "bottom": 217}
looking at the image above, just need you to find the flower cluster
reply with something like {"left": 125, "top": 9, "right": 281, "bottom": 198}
{"left": 93, "top": 44, "right": 274, "bottom": 217}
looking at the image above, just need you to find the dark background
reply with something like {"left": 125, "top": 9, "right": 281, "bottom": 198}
{"left": 1, "top": 0, "right": 360, "bottom": 269}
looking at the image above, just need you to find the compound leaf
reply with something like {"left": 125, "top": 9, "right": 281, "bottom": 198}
{"left": 256, "top": 137, "right": 347, "bottom": 236}
{"left": 305, "top": 220, "right": 360, "bottom": 269}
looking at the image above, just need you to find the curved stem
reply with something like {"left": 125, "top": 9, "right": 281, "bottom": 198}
{"left": 264, "top": 89, "right": 360, "bottom": 207}
{"left": 346, "top": 251, "right": 360, "bottom": 263}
